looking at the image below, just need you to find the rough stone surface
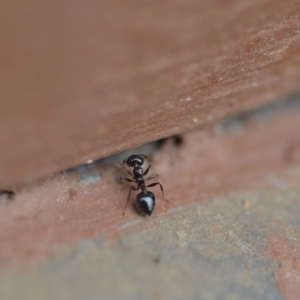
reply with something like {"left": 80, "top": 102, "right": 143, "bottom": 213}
{"left": 1, "top": 168, "right": 300, "bottom": 300}
{"left": 1, "top": 0, "right": 300, "bottom": 187}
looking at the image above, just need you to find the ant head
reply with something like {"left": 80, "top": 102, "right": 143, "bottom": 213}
{"left": 123, "top": 154, "right": 144, "bottom": 167}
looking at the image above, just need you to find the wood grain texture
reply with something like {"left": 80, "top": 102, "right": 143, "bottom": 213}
{"left": 1, "top": 0, "right": 300, "bottom": 187}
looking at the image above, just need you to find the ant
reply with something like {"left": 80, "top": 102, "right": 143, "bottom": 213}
{"left": 118, "top": 154, "right": 167, "bottom": 216}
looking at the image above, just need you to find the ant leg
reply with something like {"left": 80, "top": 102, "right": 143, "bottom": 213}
{"left": 146, "top": 182, "right": 168, "bottom": 202}
{"left": 120, "top": 177, "right": 135, "bottom": 183}
{"left": 143, "top": 164, "right": 152, "bottom": 176}
{"left": 123, "top": 186, "right": 139, "bottom": 215}
{"left": 140, "top": 154, "right": 149, "bottom": 160}
{"left": 145, "top": 174, "right": 157, "bottom": 181}
{"left": 117, "top": 164, "right": 133, "bottom": 176}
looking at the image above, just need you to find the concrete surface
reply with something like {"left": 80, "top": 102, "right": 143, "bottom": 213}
{"left": 1, "top": 0, "right": 300, "bottom": 187}
{"left": 0, "top": 168, "right": 300, "bottom": 300}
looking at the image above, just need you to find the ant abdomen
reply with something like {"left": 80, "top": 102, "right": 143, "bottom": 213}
{"left": 136, "top": 191, "right": 155, "bottom": 216}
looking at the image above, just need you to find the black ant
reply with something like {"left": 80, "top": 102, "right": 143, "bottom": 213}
{"left": 118, "top": 154, "right": 167, "bottom": 216}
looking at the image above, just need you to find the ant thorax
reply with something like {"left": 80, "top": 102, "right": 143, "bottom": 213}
{"left": 133, "top": 167, "right": 144, "bottom": 178}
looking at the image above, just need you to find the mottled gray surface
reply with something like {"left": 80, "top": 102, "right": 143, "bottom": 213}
{"left": 1, "top": 169, "right": 300, "bottom": 300}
